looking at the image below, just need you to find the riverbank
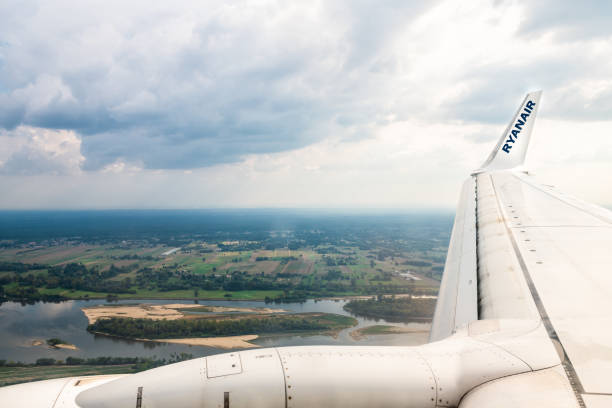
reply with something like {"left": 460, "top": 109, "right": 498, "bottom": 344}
{"left": 321, "top": 294, "right": 437, "bottom": 301}
{"left": 11, "top": 287, "right": 438, "bottom": 304}
{"left": 349, "top": 325, "right": 430, "bottom": 340}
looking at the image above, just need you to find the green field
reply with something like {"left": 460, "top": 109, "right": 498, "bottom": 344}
{"left": 1, "top": 240, "right": 443, "bottom": 302}
{"left": 34, "top": 287, "right": 284, "bottom": 300}
{"left": 358, "top": 325, "right": 400, "bottom": 335}
{"left": 0, "top": 365, "right": 134, "bottom": 387}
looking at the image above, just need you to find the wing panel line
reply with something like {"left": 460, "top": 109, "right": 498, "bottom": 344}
{"left": 489, "top": 174, "right": 586, "bottom": 408}
{"left": 511, "top": 173, "right": 612, "bottom": 226}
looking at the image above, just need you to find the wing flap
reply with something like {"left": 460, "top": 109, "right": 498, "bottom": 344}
{"left": 429, "top": 177, "right": 478, "bottom": 341}
{"left": 476, "top": 172, "right": 539, "bottom": 321}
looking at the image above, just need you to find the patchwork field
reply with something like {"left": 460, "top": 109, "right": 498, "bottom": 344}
{"left": 0, "top": 211, "right": 452, "bottom": 303}
{"left": 1, "top": 241, "right": 443, "bottom": 302}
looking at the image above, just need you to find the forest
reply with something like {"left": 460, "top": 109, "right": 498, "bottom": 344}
{"left": 343, "top": 296, "right": 436, "bottom": 323}
{"left": 88, "top": 313, "right": 357, "bottom": 339}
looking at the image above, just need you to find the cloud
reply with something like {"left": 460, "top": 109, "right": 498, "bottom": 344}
{"left": 1, "top": 0, "right": 612, "bottom": 208}
{"left": 0, "top": 126, "right": 84, "bottom": 175}
{"left": 517, "top": 0, "right": 612, "bottom": 41}
{"left": 0, "top": 0, "right": 441, "bottom": 170}
{"left": 0, "top": 118, "right": 500, "bottom": 209}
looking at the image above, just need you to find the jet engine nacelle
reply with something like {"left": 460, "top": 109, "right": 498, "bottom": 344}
{"left": 76, "top": 347, "right": 437, "bottom": 408}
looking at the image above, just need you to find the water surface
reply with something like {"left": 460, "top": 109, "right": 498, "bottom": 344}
{"left": 0, "top": 299, "right": 430, "bottom": 363}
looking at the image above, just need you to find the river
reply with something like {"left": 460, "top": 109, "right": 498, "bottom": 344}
{"left": 0, "top": 299, "right": 430, "bottom": 363}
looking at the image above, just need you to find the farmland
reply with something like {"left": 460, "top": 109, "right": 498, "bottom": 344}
{"left": 0, "top": 210, "right": 452, "bottom": 302}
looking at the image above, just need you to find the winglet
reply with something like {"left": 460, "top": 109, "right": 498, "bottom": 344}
{"left": 478, "top": 90, "right": 542, "bottom": 171}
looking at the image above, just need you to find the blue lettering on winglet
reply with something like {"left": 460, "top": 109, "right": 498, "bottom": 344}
{"left": 502, "top": 100, "right": 535, "bottom": 153}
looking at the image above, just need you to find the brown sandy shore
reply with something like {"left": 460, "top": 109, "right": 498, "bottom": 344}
{"left": 81, "top": 303, "right": 285, "bottom": 325}
{"left": 87, "top": 330, "right": 261, "bottom": 349}
{"left": 152, "top": 335, "right": 260, "bottom": 349}
{"left": 52, "top": 343, "right": 79, "bottom": 350}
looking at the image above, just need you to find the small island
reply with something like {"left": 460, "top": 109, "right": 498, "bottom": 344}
{"left": 86, "top": 304, "right": 357, "bottom": 349}
{"left": 45, "top": 338, "right": 78, "bottom": 350}
{"left": 343, "top": 295, "right": 436, "bottom": 323}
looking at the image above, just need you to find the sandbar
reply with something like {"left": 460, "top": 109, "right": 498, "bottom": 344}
{"left": 53, "top": 343, "right": 79, "bottom": 350}
{"left": 81, "top": 303, "right": 284, "bottom": 324}
{"left": 31, "top": 339, "right": 79, "bottom": 350}
{"left": 152, "top": 335, "right": 260, "bottom": 349}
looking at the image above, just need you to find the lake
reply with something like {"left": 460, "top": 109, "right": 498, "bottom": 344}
{"left": 0, "top": 298, "right": 430, "bottom": 363}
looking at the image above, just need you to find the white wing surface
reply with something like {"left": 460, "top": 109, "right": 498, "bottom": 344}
{"left": 2, "top": 92, "right": 610, "bottom": 408}
{"left": 432, "top": 91, "right": 612, "bottom": 407}
{"left": 476, "top": 169, "right": 612, "bottom": 400}
{"left": 429, "top": 177, "right": 477, "bottom": 341}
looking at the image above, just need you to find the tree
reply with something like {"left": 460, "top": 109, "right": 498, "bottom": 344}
{"left": 36, "top": 358, "right": 56, "bottom": 366}
{"left": 46, "top": 338, "right": 67, "bottom": 346}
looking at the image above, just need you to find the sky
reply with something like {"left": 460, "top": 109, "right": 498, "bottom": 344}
{"left": 1, "top": 0, "right": 612, "bottom": 210}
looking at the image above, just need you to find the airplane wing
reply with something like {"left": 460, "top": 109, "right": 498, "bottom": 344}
{"left": 2, "top": 91, "right": 610, "bottom": 407}
{"left": 430, "top": 90, "right": 544, "bottom": 342}
{"left": 432, "top": 90, "right": 612, "bottom": 407}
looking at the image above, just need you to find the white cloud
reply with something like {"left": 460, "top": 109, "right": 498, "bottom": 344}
{"left": 0, "top": 126, "right": 84, "bottom": 175}
{"left": 0, "top": 119, "right": 496, "bottom": 208}
{"left": 1, "top": 0, "right": 612, "bottom": 208}
{"left": 101, "top": 159, "right": 143, "bottom": 174}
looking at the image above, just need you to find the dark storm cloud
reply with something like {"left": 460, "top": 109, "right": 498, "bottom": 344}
{"left": 0, "top": 0, "right": 438, "bottom": 171}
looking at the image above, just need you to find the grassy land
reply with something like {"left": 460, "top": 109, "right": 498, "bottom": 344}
{"left": 35, "top": 287, "right": 284, "bottom": 300}
{"left": 1, "top": 244, "right": 442, "bottom": 283}
{"left": 1, "top": 241, "right": 443, "bottom": 302}
{"left": 358, "top": 325, "right": 401, "bottom": 335}
{"left": 0, "top": 365, "right": 134, "bottom": 387}
{"left": 349, "top": 324, "right": 431, "bottom": 340}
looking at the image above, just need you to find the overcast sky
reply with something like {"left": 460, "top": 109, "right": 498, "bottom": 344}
{"left": 1, "top": 0, "right": 612, "bottom": 209}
